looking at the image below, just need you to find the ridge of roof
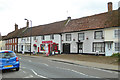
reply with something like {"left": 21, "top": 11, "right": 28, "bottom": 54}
{"left": 4, "top": 9, "right": 119, "bottom": 39}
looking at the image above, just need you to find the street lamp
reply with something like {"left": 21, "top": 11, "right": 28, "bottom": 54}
{"left": 24, "top": 18, "right": 32, "bottom": 55}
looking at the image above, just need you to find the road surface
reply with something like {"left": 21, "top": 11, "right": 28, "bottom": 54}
{"left": 1, "top": 55, "right": 119, "bottom": 80}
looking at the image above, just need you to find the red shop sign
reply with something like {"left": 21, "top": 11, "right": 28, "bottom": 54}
{"left": 42, "top": 41, "right": 53, "bottom": 44}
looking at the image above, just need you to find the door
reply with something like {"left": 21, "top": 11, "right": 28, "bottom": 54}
{"left": 78, "top": 43, "right": 83, "bottom": 53}
{"left": 105, "top": 43, "right": 113, "bottom": 56}
{"left": 63, "top": 43, "right": 70, "bottom": 54}
{"left": 21, "top": 45, "right": 23, "bottom": 51}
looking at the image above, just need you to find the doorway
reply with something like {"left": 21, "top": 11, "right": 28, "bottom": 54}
{"left": 63, "top": 43, "right": 70, "bottom": 54}
{"left": 78, "top": 43, "right": 83, "bottom": 53}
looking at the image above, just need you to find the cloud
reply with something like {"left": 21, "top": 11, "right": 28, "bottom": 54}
{"left": 0, "top": 0, "right": 119, "bottom": 36}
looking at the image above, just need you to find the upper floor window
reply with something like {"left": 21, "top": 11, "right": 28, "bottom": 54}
{"left": 94, "top": 31, "right": 103, "bottom": 39}
{"left": 78, "top": 33, "right": 84, "bottom": 40}
{"left": 41, "top": 36, "right": 45, "bottom": 40}
{"left": 50, "top": 35, "right": 54, "bottom": 40}
{"left": 15, "top": 38, "right": 17, "bottom": 43}
{"left": 114, "top": 29, "right": 120, "bottom": 38}
{"left": 34, "top": 37, "right": 37, "bottom": 40}
{"left": 66, "top": 34, "right": 71, "bottom": 41}
{"left": 115, "top": 43, "right": 120, "bottom": 51}
{"left": 9, "top": 40, "right": 10, "bottom": 43}
{"left": 27, "top": 37, "right": 29, "bottom": 41}
{"left": 21, "top": 38, "right": 25, "bottom": 42}
{"left": 13, "top": 39, "right": 14, "bottom": 43}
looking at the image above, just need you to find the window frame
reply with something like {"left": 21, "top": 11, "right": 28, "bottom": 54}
{"left": 115, "top": 43, "right": 120, "bottom": 51}
{"left": 114, "top": 29, "right": 120, "bottom": 38}
{"left": 41, "top": 36, "right": 45, "bottom": 40}
{"left": 94, "top": 31, "right": 103, "bottom": 39}
{"left": 66, "top": 34, "right": 71, "bottom": 41}
{"left": 93, "top": 42, "right": 105, "bottom": 52}
{"left": 50, "top": 35, "right": 54, "bottom": 40}
{"left": 78, "top": 33, "right": 84, "bottom": 40}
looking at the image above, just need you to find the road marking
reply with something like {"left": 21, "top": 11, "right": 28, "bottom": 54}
{"left": 22, "top": 67, "right": 26, "bottom": 69}
{"left": 23, "top": 71, "right": 26, "bottom": 73}
{"left": 53, "top": 60, "right": 118, "bottom": 74}
{"left": 24, "top": 75, "right": 33, "bottom": 78}
{"left": 56, "top": 67, "right": 100, "bottom": 78}
{"left": 31, "top": 69, "right": 47, "bottom": 78}
{"left": 28, "top": 60, "right": 32, "bottom": 62}
{"left": 43, "top": 63, "right": 49, "bottom": 66}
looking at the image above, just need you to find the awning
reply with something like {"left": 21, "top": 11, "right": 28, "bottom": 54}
{"left": 33, "top": 44, "right": 37, "bottom": 47}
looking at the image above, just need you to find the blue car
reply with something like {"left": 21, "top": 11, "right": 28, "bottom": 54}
{"left": 0, "top": 50, "right": 20, "bottom": 71}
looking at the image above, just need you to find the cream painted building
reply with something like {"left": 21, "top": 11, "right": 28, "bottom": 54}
{"left": 104, "top": 27, "right": 120, "bottom": 56}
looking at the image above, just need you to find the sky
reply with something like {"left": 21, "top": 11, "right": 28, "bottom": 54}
{"left": 0, "top": 0, "right": 119, "bottom": 36}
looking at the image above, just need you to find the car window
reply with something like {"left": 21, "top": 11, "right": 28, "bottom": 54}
{"left": 0, "top": 52, "right": 15, "bottom": 58}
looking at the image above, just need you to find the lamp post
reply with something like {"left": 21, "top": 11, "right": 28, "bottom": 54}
{"left": 24, "top": 18, "right": 32, "bottom": 55}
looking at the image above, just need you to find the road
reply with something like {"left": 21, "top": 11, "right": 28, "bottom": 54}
{"left": 1, "top": 55, "right": 119, "bottom": 80}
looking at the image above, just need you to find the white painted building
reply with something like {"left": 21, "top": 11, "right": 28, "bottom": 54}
{"left": 18, "top": 34, "right": 62, "bottom": 54}
{"left": 62, "top": 29, "right": 105, "bottom": 55}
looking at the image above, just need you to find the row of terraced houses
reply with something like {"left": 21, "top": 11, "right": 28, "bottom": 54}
{"left": 2, "top": 2, "right": 120, "bottom": 56}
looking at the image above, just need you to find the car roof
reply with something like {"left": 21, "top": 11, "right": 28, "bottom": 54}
{"left": 0, "top": 50, "right": 13, "bottom": 53}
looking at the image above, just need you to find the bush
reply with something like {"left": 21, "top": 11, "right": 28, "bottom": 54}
{"left": 111, "top": 53, "right": 120, "bottom": 57}
{"left": 111, "top": 53, "right": 120, "bottom": 62}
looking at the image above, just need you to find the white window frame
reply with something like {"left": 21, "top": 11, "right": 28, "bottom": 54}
{"left": 114, "top": 29, "right": 120, "bottom": 38}
{"left": 115, "top": 43, "right": 120, "bottom": 51}
{"left": 66, "top": 34, "right": 71, "bottom": 41}
{"left": 78, "top": 33, "right": 84, "bottom": 40}
{"left": 50, "top": 35, "right": 54, "bottom": 40}
{"left": 94, "top": 31, "right": 103, "bottom": 39}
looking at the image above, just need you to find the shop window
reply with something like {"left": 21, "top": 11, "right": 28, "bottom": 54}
{"left": 40, "top": 44, "right": 45, "bottom": 51}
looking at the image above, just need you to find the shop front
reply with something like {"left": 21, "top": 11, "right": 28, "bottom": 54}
{"left": 40, "top": 41, "right": 59, "bottom": 56}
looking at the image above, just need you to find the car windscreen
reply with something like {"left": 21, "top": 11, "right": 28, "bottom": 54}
{"left": 0, "top": 52, "right": 16, "bottom": 58}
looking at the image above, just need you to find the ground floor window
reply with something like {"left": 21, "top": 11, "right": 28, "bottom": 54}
{"left": 25, "top": 45, "right": 30, "bottom": 51}
{"left": 15, "top": 45, "right": 17, "bottom": 51}
{"left": 40, "top": 44, "right": 45, "bottom": 51}
{"left": 115, "top": 43, "right": 120, "bottom": 51}
{"left": 93, "top": 42, "right": 105, "bottom": 52}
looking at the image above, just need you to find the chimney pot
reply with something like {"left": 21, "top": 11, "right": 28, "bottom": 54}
{"left": 108, "top": 2, "right": 112, "bottom": 12}
{"left": 15, "top": 23, "right": 18, "bottom": 31}
{"left": 67, "top": 16, "right": 71, "bottom": 20}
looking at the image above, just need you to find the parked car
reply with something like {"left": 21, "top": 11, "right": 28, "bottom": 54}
{"left": 0, "top": 50, "right": 20, "bottom": 71}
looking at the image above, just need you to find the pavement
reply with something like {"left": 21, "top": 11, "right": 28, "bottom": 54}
{"left": 16, "top": 53, "right": 120, "bottom": 72}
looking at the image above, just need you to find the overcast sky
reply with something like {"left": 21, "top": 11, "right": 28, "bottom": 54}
{"left": 0, "top": 0, "right": 119, "bottom": 36}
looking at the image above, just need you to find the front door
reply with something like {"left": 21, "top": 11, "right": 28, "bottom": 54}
{"left": 21, "top": 45, "right": 23, "bottom": 51}
{"left": 78, "top": 43, "right": 83, "bottom": 53}
{"left": 63, "top": 43, "right": 70, "bottom": 54}
{"left": 105, "top": 42, "right": 113, "bottom": 56}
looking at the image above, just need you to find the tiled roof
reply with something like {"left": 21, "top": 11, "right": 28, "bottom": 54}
{"left": 3, "top": 27, "right": 27, "bottom": 40}
{"left": 21, "top": 20, "right": 66, "bottom": 37}
{"left": 61, "top": 10, "right": 119, "bottom": 33}
{"left": 3, "top": 9, "right": 119, "bottom": 39}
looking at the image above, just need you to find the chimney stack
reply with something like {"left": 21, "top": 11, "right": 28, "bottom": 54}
{"left": 26, "top": 20, "right": 29, "bottom": 27}
{"left": 108, "top": 2, "right": 112, "bottom": 12}
{"left": 15, "top": 23, "right": 18, "bottom": 31}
